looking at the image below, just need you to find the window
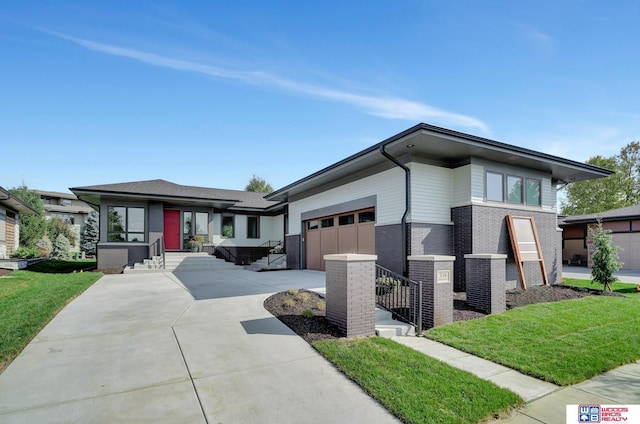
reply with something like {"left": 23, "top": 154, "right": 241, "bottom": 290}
{"left": 222, "top": 215, "right": 235, "bottom": 238}
{"left": 107, "top": 206, "right": 145, "bottom": 242}
{"left": 358, "top": 210, "right": 375, "bottom": 223}
{"left": 61, "top": 199, "right": 72, "bottom": 206}
{"left": 247, "top": 216, "right": 260, "bottom": 238}
{"left": 486, "top": 172, "right": 504, "bottom": 202}
{"left": 339, "top": 214, "right": 355, "bottom": 226}
{"left": 184, "top": 211, "right": 193, "bottom": 237}
{"left": 195, "top": 212, "right": 208, "bottom": 237}
{"left": 321, "top": 218, "right": 334, "bottom": 228}
{"left": 526, "top": 179, "right": 541, "bottom": 206}
{"left": 507, "top": 176, "right": 523, "bottom": 204}
{"left": 307, "top": 220, "right": 318, "bottom": 230}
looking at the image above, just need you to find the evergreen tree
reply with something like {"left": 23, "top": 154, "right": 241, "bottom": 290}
{"left": 9, "top": 185, "right": 47, "bottom": 248}
{"left": 589, "top": 222, "right": 623, "bottom": 291}
{"left": 46, "top": 217, "right": 77, "bottom": 246}
{"left": 51, "top": 234, "right": 72, "bottom": 260}
{"left": 245, "top": 175, "right": 274, "bottom": 193}
{"left": 80, "top": 210, "right": 99, "bottom": 256}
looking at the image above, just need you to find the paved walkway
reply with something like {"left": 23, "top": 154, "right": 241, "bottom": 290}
{"left": 1, "top": 264, "right": 638, "bottom": 424}
{"left": 0, "top": 268, "right": 399, "bottom": 424}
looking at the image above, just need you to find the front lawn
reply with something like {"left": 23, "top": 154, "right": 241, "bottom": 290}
{"left": 563, "top": 277, "right": 640, "bottom": 297}
{"left": 426, "top": 295, "right": 640, "bottom": 385}
{"left": 0, "top": 261, "right": 102, "bottom": 371}
{"left": 314, "top": 337, "right": 523, "bottom": 424}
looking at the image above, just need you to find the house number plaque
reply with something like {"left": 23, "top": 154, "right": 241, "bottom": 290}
{"left": 436, "top": 270, "right": 450, "bottom": 284}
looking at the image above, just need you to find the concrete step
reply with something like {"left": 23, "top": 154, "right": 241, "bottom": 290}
{"left": 374, "top": 308, "right": 416, "bottom": 338}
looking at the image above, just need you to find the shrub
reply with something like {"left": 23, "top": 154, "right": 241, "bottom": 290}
{"left": 376, "top": 276, "right": 400, "bottom": 295}
{"left": 46, "top": 217, "right": 77, "bottom": 246}
{"left": 11, "top": 246, "right": 41, "bottom": 259}
{"left": 282, "top": 299, "right": 296, "bottom": 308}
{"left": 316, "top": 300, "right": 326, "bottom": 311}
{"left": 286, "top": 288, "right": 299, "bottom": 296}
{"left": 35, "top": 235, "right": 52, "bottom": 257}
{"left": 50, "top": 234, "right": 72, "bottom": 260}
{"left": 302, "top": 309, "right": 314, "bottom": 318}
{"left": 297, "top": 292, "right": 311, "bottom": 302}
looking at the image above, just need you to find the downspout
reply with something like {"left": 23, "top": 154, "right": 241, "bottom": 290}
{"left": 380, "top": 144, "right": 410, "bottom": 276}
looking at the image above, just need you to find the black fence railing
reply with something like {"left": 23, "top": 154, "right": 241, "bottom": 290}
{"left": 148, "top": 236, "right": 166, "bottom": 269}
{"left": 375, "top": 265, "right": 422, "bottom": 334}
{"left": 203, "top": 241, "right": 285, "bottom": 266}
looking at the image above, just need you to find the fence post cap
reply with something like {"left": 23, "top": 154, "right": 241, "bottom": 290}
{"left": 407, "top": 255, "right": 455, "bottom": 262}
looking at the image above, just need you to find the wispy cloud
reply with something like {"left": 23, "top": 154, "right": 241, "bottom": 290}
{"left": 521, "top": 24, "right": 554, "bottom": 51}
{"left": 53, "top": 32, "right": 489, "bottom": 132}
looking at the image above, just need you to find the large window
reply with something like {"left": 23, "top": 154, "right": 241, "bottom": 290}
{"left": 222, "top": 214, "right": 235, "bottom": 238}
{"left": 526, "top": 179, "right": 541, "bottom": 206}
{"left": 486, "top": 171, "right": 542, "bottom": 207}
{"left": 247, "top": 216, "right": 260, "bottom": 239}
{"left": 486, "top": 172, "right": 504, "bottom": 202}
{"left": 507, "top": 175, "right": 523, "bottom": 204}
{"left": 184, "top": 211, "right": 209, "bottom": 244}
{"left": 108, "top": 206, "right": 145, "bottom": 242}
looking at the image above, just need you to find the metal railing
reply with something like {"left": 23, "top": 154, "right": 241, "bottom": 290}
{"left": 264, "top": 240, "right": 286, "bottom": 266}
{"left": 212, "top": 245, "right": 237, "bottom": 263}
{"left": 148, "top": 236, "right": 166, "bottom": 269}
{"left": 375, "top": 265, "right": 423, "bottom": 334}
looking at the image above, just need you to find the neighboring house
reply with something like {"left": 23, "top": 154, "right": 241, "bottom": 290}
{"left": 35, "top": 190, "right": 93, "bottom": 252}
{"left": 0, "top": 186, "right": 37, "bottom": 259}
{"left": 71, "top": 123, "right": 611, "bottom": 289}
{"left": 560, "top": 203, "right": 640, "bottom": 269}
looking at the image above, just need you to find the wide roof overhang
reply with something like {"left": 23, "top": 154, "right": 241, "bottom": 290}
{"left": 266, "top": 123, "right": 613, "bottom": 202}
{"left": 71, "top": 190, "right": 239, "bottom": 211}
{"left": 0, "top": 187, "right": 38, "bottom": 214}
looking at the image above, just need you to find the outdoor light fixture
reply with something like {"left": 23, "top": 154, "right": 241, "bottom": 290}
{"left": 406, "top": 144, "right": 415, "bottom": 148}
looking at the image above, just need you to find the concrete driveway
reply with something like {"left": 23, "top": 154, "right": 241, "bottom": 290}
{"left": 0, "top": 267, "right": 399, "bottom": 423}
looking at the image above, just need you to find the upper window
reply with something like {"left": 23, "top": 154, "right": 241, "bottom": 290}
{"left": 486, "top": 172, "right": 504, "bottom": 202}
{"left": 222, "top": 215, "right": 235, "bottom": 238}
{"left": 487, "top": 171, "right": 543, "bottom": 207}
{"left": 108, "top": 206, "right": 145, "bottom": 242}
{"left": 507, "top": 176, "right": 523, "bottom": 204}
{"left": 526, "top": 179, "right": 541, "bottom": 206}
{"left": 307, "top": 220, "right": 319, "bottom": 230}
{"left": 247, "top": 216, "right": 260, "bottom": 239}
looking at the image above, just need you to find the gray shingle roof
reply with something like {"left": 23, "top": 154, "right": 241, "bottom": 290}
{"left": 561, "top": 203, "right": 640, "bottom": 224}
{"left": 70, "top": 179, "right": 279, "bottom": 210}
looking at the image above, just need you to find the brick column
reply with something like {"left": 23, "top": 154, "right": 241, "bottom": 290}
{"left": 464, "top": 254, "right": 506, "bottom": 314}
{"left": 324, "top": 254, "right": 377, "bottom": 338}
{"left": 407, "top": 255, "right": 455, "bottom": 330}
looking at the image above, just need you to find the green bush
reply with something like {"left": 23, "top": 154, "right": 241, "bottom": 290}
{"left": 11, "top": 246, "right": 41, "bottom": 259}
{"left": 35, "top": 235, "right": 52, "bottom": 257}
{"left": 376, "top": 276, "right": 400, "bottom": 294}
{"left": 302, "top": 309, "right": 314, "bottom": 318}
{"left": 50, "top": 234, "right": 71, "bottom": 260}
{"left": 282, "top": 299, "right": 296, "bottom": 308}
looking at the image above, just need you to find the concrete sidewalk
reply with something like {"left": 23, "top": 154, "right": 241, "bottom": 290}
{"left": 0, "top": 268, "right": 399, "bottom": 424}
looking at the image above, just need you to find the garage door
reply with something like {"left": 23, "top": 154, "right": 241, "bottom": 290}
{"left": 612, "top": 233, "right": 640, "bottom": 269}
{"left": 304, "top": 209, "right": 375, "bottom": 271}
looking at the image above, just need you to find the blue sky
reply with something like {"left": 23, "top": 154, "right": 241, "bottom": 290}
{"left": 1, "top": 1, "right": 639, "bottom": 194}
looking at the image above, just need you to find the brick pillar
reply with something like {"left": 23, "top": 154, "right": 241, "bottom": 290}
{"left": 464, "top": 254, "right": 506, "bottom": 314}
{"left": 324, "top": 254, "right": 377, "bottom": 338}
{"left": 407, "top": 255, "right": 455, "bottom": 330}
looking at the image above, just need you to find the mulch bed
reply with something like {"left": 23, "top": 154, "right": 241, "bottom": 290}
{"left": 264, "top": 284, "right": 621, "bottom": 343}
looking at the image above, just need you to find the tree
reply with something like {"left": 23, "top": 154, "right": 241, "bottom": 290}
{"left": 9, "top": 185, "right": 46, "bottom": 248}
{"left": 589, "top": 221, "right": 622, "bottom": 291}
{"left": 245, "top": 175, "right": 274, "bottom": 193}
{"left": 51, "top": 234, "right": 71, "bottom": 260}
{"left": 46, "top": 217, "right": 77, "bottom": 246}
{"left": 80, "top": 210, "right": 99, "bottom": 256}
{"left": 561, "top": 142, "right": 640, "bottom": 215}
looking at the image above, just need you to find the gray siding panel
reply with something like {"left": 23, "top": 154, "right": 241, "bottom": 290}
{"left": 375, "top": 224, "right": 403, "bottom": 274}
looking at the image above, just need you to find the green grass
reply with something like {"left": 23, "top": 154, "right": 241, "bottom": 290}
{"left": 426, "top": 296, "right": 640, "bottom": 385}
{"left": 563, "top": 277, "right": 640, "bottom": 296}
{"left": 0, "top": 262, "right": 102, "bottom": 370}
{"left": 314, "top": 337, "right": 523, "bottom": 424}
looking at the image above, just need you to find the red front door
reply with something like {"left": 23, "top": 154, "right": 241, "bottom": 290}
{"left": 164, "top": 210, "right": 181, "bottom": 250}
